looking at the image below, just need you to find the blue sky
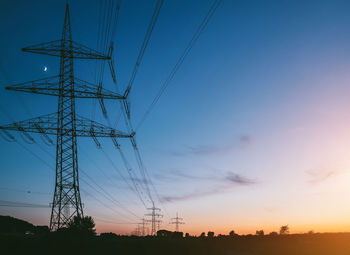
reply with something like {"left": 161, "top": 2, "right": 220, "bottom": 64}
{"left": 2, "top": 0, "right": 350, "bottom": 234}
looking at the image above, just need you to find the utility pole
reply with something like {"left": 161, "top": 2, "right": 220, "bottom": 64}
{"left": 145, "top": 202, "right": 162, "bottom": 235}
{"left": 0, "top": 4, "right": 132, "bottom": 231}
{"left": 170, "top": 212, "right": 185, "bottom": 232}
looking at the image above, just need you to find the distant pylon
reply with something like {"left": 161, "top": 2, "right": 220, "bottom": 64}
{"left": 139, "top": 218, "right": 148, "bottom": 236}
{"left": 170, "top": 212, "right": 185, "bottom": 232}
{"left": 145, "top": 202, "right": 162, "bottom": 235}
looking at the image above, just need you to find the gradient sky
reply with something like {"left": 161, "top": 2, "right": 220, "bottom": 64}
{"left": 1, "top": 0, "right": 350, "bottom": 235}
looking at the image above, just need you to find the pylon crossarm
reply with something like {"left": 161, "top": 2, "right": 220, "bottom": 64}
{"left": 6, "top": 76, "right": 124, "bottom": 99}
{"left": 0, "top": 113, "right": 133, "bottom": 138}
{"left": 78, "top": 115, "right": 133, "bottom": 137}
{"left": 22, "top": 39, "right": 110, "bottom": 60}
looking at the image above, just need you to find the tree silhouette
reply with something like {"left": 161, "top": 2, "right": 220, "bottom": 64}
{"left": 67, "top": 215, "right": 96, "bottom": 236}
{"left": 279, "top": 225, "right": 289, "bottom": 235}
{"left": 256, "top": 230, "right": 264, "bottom": 236}
{"left": 207, "top": 231, "right": 214, "bottom": 238}
{"left": 229, "top": 230, "right": 236, "bottom": 237}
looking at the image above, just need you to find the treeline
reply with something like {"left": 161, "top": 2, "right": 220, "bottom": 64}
{"left": 0, "top": 215, "right": 319, "bottom": 238}
{"left": 2, "top": 215, "right": 350, "bottom": 255}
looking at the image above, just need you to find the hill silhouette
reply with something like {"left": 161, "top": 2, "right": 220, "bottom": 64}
{"left": 0, "top": 215, "right": 48, "bottom": 235}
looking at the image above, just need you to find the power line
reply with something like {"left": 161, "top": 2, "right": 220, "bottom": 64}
{"left": 0, "top": 62, "right": 34, "bottom": 118}
{"left": 135, "top": 0, "right": 222, "bottom": 131}
{"left": 30, "top": 140, "right": 140, "bottom": 222}
{"left": 0, "top": 4, "right": 136, "bottom": 230}
{"left": 91, "top": 0, "right": 164, "bottom": 211}
{"left": 79, "top": 177, "right": 139, "bottom": 221}
{"left": 0, "top": 109, "right": 139, "bottom": 226}
{"left": 93, "top": 0, "right": 122, "bottom": 120}
{"left": 0, "top": 200, "right": 50, "bottom": 208}
{"left": 99, "top": 147, "right": 144, "bottom": 201}
{"left": 0, "top": 100, "right": 140, "bottom": 224}
{"left": 123, "top": 0, "right": 164, "bottom": 98}
{"left": 78, "top": 144, "right": 146, "bottom": 210}
{"left": 94, "top": 217, "right": 138, "bottom": 225}
{"left": 32, "top": 138, "right": 139, "bottom": 221}
{"left": 0, "top": 187, "right": 51, "bottom": 196}
{"left": 131, "top": 136, "right": 171, "bottom": 217}
{"left": 31, "top": 140, "right": 142, "bottom": 221}
{"left": 119, "top": 100, "right": 170, "bottom": 217}
{"left": 80, "top": 170, "right": 140, "bottom": 219}
{"left": 119, "top": 107, "right": 154, "bottom": 205}
{"left": 113, "top": 141, "right": 149, "bottom": 208}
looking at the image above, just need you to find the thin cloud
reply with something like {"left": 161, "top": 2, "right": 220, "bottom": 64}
{"left": 169, "top": 135, "right": 252, "bottom": 157}
{"left": 152, "top": 173, "right": 179, "bottom": 182}
{"left": 305, "top": 169, "right": 337, "bottom": 184}
{"left": 170, "top": 144, "right": 233, "bottom": 157}
{"left": 225, "top": 172, "right": 257, "bottom": 185}
{"left": 159, "top": 170, "right": 258, "bottom": 203}
{"left": 154, "top": 168, "right": 257, "bottom": 185}
{"left": 167, "top": 168, "right": 210, "bottom": 181}
{"left": 129, "top": 177, "right": 149, "bottom": 185}
{"left": 161, "top": 177, "right": 256, "bottom": 203}
{"left": 153, "top": 168, "right": 209, "bottom": 182}
{"left": 161, "top": 186, "right": 230, "bottom": 203}
{"left": 238, "top": 135, "right": 251, "bottom": 148}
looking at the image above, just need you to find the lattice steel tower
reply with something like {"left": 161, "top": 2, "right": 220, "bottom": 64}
{"left": 145, "top": 202, "right": 162, "bottom": 235}
{"left": 0, "top": 4, "right": 132, "bottom": 230}
{"left": 170, "top": 212, "right": 185, "bottom": 232}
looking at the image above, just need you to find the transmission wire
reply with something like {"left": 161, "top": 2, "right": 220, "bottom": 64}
{"left": 135, "top": 0, "right": 222, "bottom": 131}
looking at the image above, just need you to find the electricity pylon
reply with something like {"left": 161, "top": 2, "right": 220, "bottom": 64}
{"left": 145, "top": 202, "right": 162, "bottom": 235}
{"left": 0, "top": 4, "right": 131, "bottom": 230}
{"left": 170, "top": 212, "right": 185, "bottom": 232}
{"left": 139, "top": 218, "right": 148, "bottom": 236}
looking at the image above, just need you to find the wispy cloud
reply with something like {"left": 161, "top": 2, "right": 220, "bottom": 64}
{"left": 129, "top": 177, "right": 149, "bottom": 185}
{"left": 238, "top": 135, "right": 251, "bottom": 148}
{"left": 153, "top": 168, "right": 207, "bottom": 182}
{"left": 168, "top": 135, "right": 252, "bottom": 157}
{"left": 161, "top": 186, "right": 231, "bottom": 203}
{"left": 305, "top": 169, "right": 337, "bottom": 184}
{"left": 155, "top": 168, "right": 257, "bottom": 184}
{"left": 225, "top": 172, "right": 257, "bottom": 185}
{"left": 170, "top": 144, "right": 232, "bottom": 157}
{"left": 158, "top": 169, "right": 258, "bottom": 203}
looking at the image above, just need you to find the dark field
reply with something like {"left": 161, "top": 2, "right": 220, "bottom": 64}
{"left": 2, "top": 233, "right": 350, "bottom": 255}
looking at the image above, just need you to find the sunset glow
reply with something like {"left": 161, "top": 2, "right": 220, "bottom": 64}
{"left": 1, "top": 0, "right": 350, "bottom": 238}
